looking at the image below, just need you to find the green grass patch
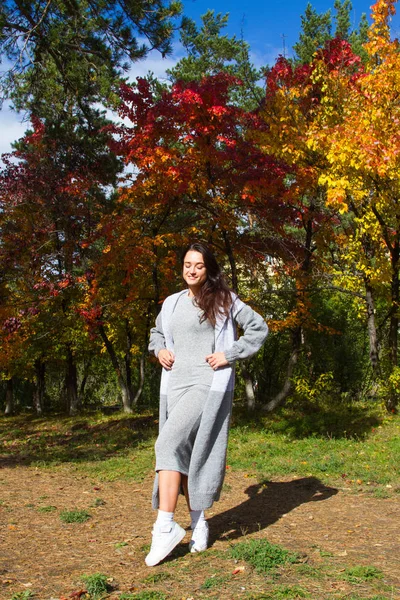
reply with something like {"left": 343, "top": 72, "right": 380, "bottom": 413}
{"left": 141, "top": 572, "right": 171, "bottom": 584}
{"left": 9, "top": 592, "right": 34, "bottom": 600}
{"left": 336, "top": 596, "right": 390, "bottom": 600}
{"left": 229, "top": 539, "right": 299, "bottom": 574}
{"left": 120, "top": 593, "right": 167, "bottom": 600}
{"left": 60, "top": 509, "right": 91, "bottom": 523}
{"left": 248, "top": 585, "right": 309, "bottom": 598}
{"left": 343, "top": 565, "right": 384, "bottom": 583}
{"left": 0, "top": 412, "right": 157, "bottom": 480}
{"left": 80, "top": 443, "right": 154, "bottom": 481}
{"left": 92, "top": 497, "right": 106, "bottom": 506}
{"left": 80, "top": 572, "right": 110, "bottom": 599}
{"left": 201, "top": 574, "right": 230, "bottom": 589}
{"left": 371, "top": 487, "right": 391, "bottom": 499}
{"left": 227, "top": 408, "right": 400, "bottom": 489}
{"left": 295, "top": 563, "right": 324, "bottom": 579}
{"left": 37, "top": 505, "right": 57, "bottom": 513}
{"left": 1, "top": 407, "right": 399, "bottom": 494}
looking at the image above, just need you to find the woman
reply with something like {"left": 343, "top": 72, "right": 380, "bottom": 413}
{"left": 146, "top": 242, "right": 268, "bottom": 567}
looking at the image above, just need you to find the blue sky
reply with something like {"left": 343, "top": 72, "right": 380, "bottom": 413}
{"left": 182, "top": 0, "right": 381, "bottom": 61}
{"left": 1, "top": 0, "right": 399, "bottom": 156}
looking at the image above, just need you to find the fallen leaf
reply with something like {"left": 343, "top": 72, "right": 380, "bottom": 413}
{"left": 69, "top": 590, "right": 86, "bottom": 598}
{"left": 232, "top": 566, "right": 245, "bottom": 575}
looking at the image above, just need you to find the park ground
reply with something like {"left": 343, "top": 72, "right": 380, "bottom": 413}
{"left": 0, "top": 407, "right": 399, "bottom": 600}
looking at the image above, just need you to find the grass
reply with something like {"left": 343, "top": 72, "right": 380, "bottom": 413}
{"left": 229, "top": 539, "right": 299, "bottom": 573}
{"left": 1, "top": 404, "right": 399, "bottom": 600}
{"left": 201, "top": 574, "right": 230, "bottom": 589}
{"left": 0, "top": 411, "right": 157, "bottom": 481}
{"left": 141, "top": 572, "right": 171, "bottom": 584}
{"left": 60, "top": 509, "right": 91, "bottom": 523}
{"left": 343, "top": 565, "right": 384, "bottom": 583}
{"left": 80, "top": 572, "right": 110, "bottom": 599}
{"left": 248, "top": 585, "right": 309, "bottom": 598}
{"left": 227, "top": 404, "right": 400, "bottom": 491}
{"left": 37, "top": 504, "right": 57, "bottom": 513}
{"left": 1, "top": 404, "right": 399, "bottom": 492}
{"left": 9, "top": 593, "right": 34, "bottom": 600}
{"left": 120, "top": 593, "right": 167, "bottom": 600}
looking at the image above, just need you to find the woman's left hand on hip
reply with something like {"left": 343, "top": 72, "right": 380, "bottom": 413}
{"left": 205, "top": 352, "right": 229, "bottom": 370}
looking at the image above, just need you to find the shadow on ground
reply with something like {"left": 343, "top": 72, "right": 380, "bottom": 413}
{"left": 208, "top": 477, "right": 338, "bottom": 544}
{"left": 0, "top": 413, "right": 158, "bottom": 468}
{"left": 231, "top": 402, "right": 384, "bottom": 440}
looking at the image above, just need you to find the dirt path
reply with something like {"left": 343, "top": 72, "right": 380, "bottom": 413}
{"left": 1, "top": 467, "right": 399, "bottom": 599}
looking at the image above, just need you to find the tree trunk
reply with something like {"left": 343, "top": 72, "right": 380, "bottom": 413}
{"left": 389, "top": 267, "right": 399, "bottom": 369}
{"left": 262, "top": 327, "right": 302, "bottom": 413}
{"left": 387, "top": 258, "right": 400, "bottom": 412}
{"left": 240, "top": 363, "right": 256, "bottom": 411}
{"left": 78, "top": 357, "right": 92, "bottom": 405}
{"left": 4, "top": 378, "right": 14, "bottom": 415}
{"left": 98, "top": 325, "right": 133, "bottom": 413}
{"left": 132, "top": 352, "right": 146, "bottom": 406}
{"left": 65, "top": 347, "right": 79, "bottom": 416}
{"left": 222, "top": 229, "right": 239, "bottom": 294}
{"left": 34, "top": 359, "right": 46, "bottom": 415}
{"left": 364, "top": 281, "right": 380, "bottom": 375}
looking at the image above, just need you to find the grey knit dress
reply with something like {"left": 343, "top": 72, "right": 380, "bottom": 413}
{"left": 154, "top": 293, "right": 215, "bottom": 475}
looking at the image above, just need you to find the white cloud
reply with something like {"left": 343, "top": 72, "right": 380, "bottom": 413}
{"left": 0, "top": 104, "right": 27, "bottom": 159}
{"left": 125, "top": 42, "right": 184, "bottom": 85}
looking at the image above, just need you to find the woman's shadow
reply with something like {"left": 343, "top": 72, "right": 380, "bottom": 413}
{"left": 207, "top": 477, "right": 338, "bottom": 544}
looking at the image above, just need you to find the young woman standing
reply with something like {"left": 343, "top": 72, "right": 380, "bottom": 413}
{"left": 146, "top": 242, "right": 268, "bottom": 566}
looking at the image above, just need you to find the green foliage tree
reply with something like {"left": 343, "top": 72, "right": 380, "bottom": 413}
{"left": 293, "top": 1, "right": 368, "bottom": 64}
{"left": 333, "top": 0, "right": 352, "bottom": 38}
{"left": 167, "top": 10, "right": 263, "bottom": 109}
{"left": 0, "top": 0, "right": 182, "bottom": 113}
{"left": 293, "top": 2, "right": 332, "bottom": 63}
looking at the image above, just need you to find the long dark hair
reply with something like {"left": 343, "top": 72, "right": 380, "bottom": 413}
{"left": 182, "top": 242, "right": 233, "bottom": 326}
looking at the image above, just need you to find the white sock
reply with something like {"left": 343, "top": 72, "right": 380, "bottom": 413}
{"left": 190, "top": 509, "right": 206, "bottom": 529}
{"left": 155, "top": 510, "right": 174, "bottom": 529}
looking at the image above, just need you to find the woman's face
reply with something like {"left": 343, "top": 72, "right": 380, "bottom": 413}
{"left": 182, "top": 250, "right": 208, "bottom": 290}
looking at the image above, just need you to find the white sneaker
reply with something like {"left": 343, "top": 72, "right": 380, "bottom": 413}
{"left": 189, "top": 521, "right": 209, "bottom": 553}
{"left": 145, "top": 521, "right": 186, "bottom": 566}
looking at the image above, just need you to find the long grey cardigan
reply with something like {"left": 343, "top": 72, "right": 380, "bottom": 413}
{"left": 149, "top": 290, "right": 268, "bottom": 511}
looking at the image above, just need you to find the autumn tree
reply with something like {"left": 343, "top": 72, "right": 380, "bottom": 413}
{"left": 310, "top": 0, "right": 400, "bottom": 411}
{"left": 80, "top": 73, "right": 289, "bottom": 411}
{"left": 0, "top": 115, "right": 118, "bottom": 414}
{"left": 255, "top": 35, "right": 365, "bottom": 410}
